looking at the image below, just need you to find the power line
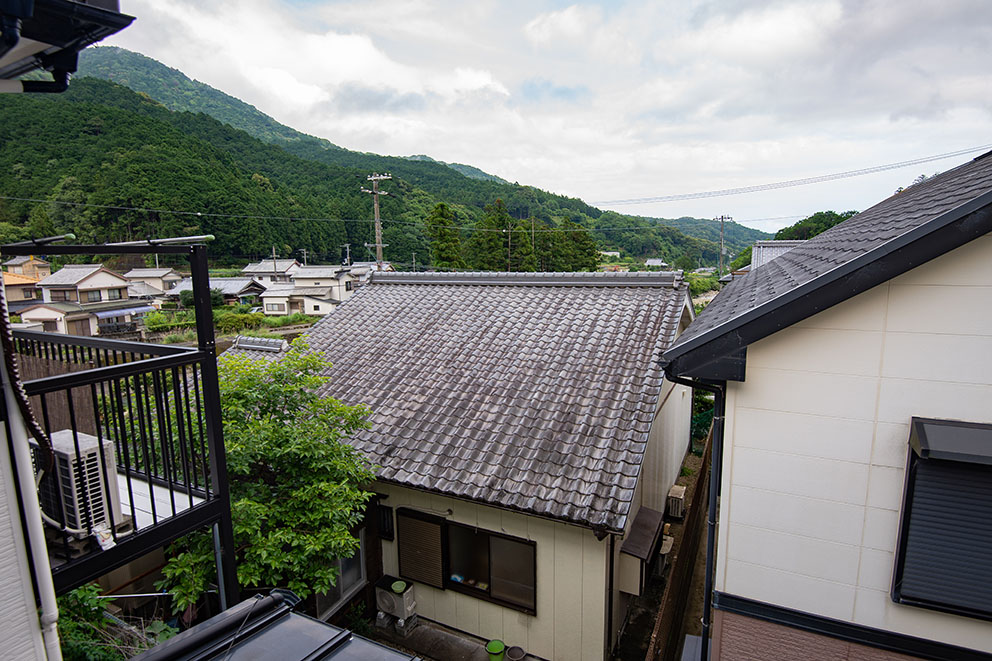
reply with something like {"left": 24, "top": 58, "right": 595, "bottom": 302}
{"left": 595, "top": 143, "right": 992, "bottom": 205}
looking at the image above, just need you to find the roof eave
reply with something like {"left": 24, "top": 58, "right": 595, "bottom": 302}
{"left": 665, "top": 192, "right": 992, "bottom": 380}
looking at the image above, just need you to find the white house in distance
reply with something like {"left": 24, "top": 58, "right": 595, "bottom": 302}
{"left": 242, "top": 258, "right": 301, "bottom": 284}
{"left": 257, "top": 266, "right": 357, "bottom": 316}
{"left": 124, "top": 267, "right": 183, "bottom": 294}
{"left": 662, "top": 151, "right": 992, "bottom": 660}
{"left": 21, "top": 264, "right": 149, "bottom": 335}
{"left": 230, "top": 271, "right": 695, "bottom": 660}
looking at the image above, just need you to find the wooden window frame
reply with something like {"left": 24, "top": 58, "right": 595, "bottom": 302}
{"left": 395, "top": 507, "right": 537, "bottom": 615}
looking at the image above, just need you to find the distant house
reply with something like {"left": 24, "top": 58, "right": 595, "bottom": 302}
{"left": 750, "top": 239, "right": 806, "bottom": 269}
{"left": 645, "top": 258, "right": 669, "bottom": 267}
{"left": 22, "top": 264, "right": 149, "bottom": 335}
{"left": 230, "top": 271, "right": 695, "bottom": 659}
{"left": 662, "top": 151, "right": 992, "bottom": 660}
{"left": 259, "top": 284, "right": 339, "bottom": 316}
{"left": 36, "top": 264, "right": 129, "bottom": 304}
{"left": 167, "top": 277, "right": 265, "bottom": 306}
{"left": 2, "top": 254, "right": 51, "bottom": 280}
{"left": 346, "top": 261, "right": 394, "bottom": 285}
{"left": 242, "top": 258, "right": 301, "bottom": 284}
{"left": 124, "top": 267, "right": 183, "bottom": 293}
{"left": 2, "top": 271, "right": 39, "bottom": 314}
{"left": 600, "top": 250, "right": 621, "bottom": 259}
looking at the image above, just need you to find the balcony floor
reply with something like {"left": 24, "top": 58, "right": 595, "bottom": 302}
{"left": 118, "top": 472, "right": 205, "bottom": 531}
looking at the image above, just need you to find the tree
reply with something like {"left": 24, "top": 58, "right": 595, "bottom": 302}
{"left": 179, "top": 288, "right": 224, "bottom": 308}
{"left": 424, "top": 203, "right": 466, "bottom": 270}
{"left": 157, "top": 340, "right": 375, "bottom": 611}
{"left": 728, "top": 246, "right": 751, "bottom": 271}
{"left": 561, "top": 219, "right": 599, "bottom": 271}
{"left": 775, "top": 210, "right": 857, "bottom": 240}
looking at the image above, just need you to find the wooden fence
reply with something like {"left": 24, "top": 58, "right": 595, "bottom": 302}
{"left": 645, "top": 424, "right": 713, "bottom": 661}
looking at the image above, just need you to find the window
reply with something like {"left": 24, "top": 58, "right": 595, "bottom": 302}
{"left": 22, "top": 288, "right": 34, "bottom": 299}
{"left": 396, "top": 508, "right": 536, "bottom": 613}
{"left": 42, "top": 321, "right": 58, "bottom": 332}
{"left": 378, "top": 503, "right": 394, "bottom": 541}
{"left": 314, "top": 529, "right": 367, "bottom": 620}
{"left": 265, "top": 303, "right": 286, "bottom": 312}
{"left": 108, "top": 288, "right": 123, "bottom": 300}
{"left": 346, "top": 281, "right": 354, "bottom": 291}
{"left": 313, "top": 305, "right": 321, "bottom": 311}
{"left": 51, "top": 289, "right": 69, "bottom": 302}
{"left": 892, "top": 417, "right": 992, "bottom": 621}
{"left": 86, "top": 290, "right": 101, "bottom": 302}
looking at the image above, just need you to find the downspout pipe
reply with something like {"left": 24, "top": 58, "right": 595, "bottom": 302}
{"left": 665, "top": 371, "right": 725, "bottom": 661}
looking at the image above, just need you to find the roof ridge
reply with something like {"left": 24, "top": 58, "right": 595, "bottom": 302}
{"left": 372, "top": 271, "right": 684, "bottom": 287}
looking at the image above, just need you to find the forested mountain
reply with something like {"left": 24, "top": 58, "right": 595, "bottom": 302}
{"left": 3, "top": 55, "right": 769, "bottom": 269}
{"left": 75, "top": 48, "right": 771, "bottom": 255}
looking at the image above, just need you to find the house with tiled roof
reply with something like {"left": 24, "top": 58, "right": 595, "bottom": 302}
{"left": 124, "top": 267, "right": 183, "bottom": 294}
{"left": 22, "top": 265, "right": 148, "bottom": 335}
{"left": 2, "top": 271, "right": 40, "bottom": 314}
{"left": 662, "top": 150, "right": 992, "bottom": 660}
{"left": 229, "top": 271, "right": 695, "bottom": 659}
{"left": 242, "top": 258, "right": 301, "bottom": 284}
{"left": 166, "top": 277, "right": 265, "bottom": 306}
{"left": 2, "top": 254, "right": 50, "bottom": 280}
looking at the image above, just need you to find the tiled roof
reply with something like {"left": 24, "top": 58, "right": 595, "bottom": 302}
{"left": 228, "top": 271, "right": 690, "bottom": 533}
{"left": 666, "top": 150, "right": 992, "bottom": 370}
{"left": 242, "top": 259, "right": 300, "bottom": 274}
{"left": 3, "top": 255, "right": 48, "bottom": 266}
{"left": 168, "top": 277, "right": 263, "bottom": 296}
{"left": 3, "top": 272, "right": 38, "bottom": 285}
{"left": 124, "top": 268, "right": 180, "bottom": 278}
{"left": 750, "top": 240, "right": 806, "bottom": 268}
{"left": 36, "top": 264, "right": 104, "bottom": 286}
{"left": 293, "top": 266, "right": 346, "bottom": 279}
{"left": 128, "top": 281, "right": 164, "bottom": 297}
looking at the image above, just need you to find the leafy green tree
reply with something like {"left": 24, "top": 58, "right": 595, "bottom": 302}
{"left": 561, "top": 218, "right": 599, "bottom": 271}
{"left": 179, "top": 288, "right": 224, "bottom": 308}
{"left": 158, "top": 341, "right": 375, "bottom": 610}
{"left": 728, "top": 246, "right": 751, "bottom": 270}
{"left": 424, "top": 203, "right": 466, "bottom": 270}
{"left": 775, "top": 210, "right": 857, "bottom": 240}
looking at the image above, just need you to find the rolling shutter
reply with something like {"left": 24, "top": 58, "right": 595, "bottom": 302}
{"left": 397, "top": 509, "right": 444, "bottom": 589}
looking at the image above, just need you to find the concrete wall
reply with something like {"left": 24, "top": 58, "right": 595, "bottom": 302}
{"left": 378, "top": 484, "right": 610, "bottom": 661}
{"left": 716, "top": 233, "right": 992, "bottom": 653}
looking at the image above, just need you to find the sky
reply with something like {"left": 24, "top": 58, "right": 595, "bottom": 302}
{"left": 106, "top": 0, "right": 992, "bottom": 232}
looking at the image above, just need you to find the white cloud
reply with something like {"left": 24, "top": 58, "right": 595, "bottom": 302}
{"left": 106, "top": 0, "right": 992, "bottom": 231}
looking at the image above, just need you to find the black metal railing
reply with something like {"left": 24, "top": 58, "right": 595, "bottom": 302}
{"left": 3, "top": 242, "right": 238, "bottom": 601}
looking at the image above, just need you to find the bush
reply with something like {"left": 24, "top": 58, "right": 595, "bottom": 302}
{"left": 143, "top": 311, "right": 169, "bottom": 331}
{"left": 159, "top": 301, "right": 178, "bottom": 310}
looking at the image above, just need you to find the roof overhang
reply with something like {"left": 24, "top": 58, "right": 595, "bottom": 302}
{"left": 0, "top": 0, "right": 134, "bottom": 89}
{"left": 664, "top": 191, "right": 992, "bottom": 381}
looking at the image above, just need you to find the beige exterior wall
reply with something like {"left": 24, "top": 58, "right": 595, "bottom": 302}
{"left": 640, "top": 379, "right": 692, "bottom": 513}
{"left": 302, "top": 297, "right": 335, "bottom": 315}
{"left": 20, "top": 306, "right": 68, "bottom": 334}
{"left": 293, "top": 276, "right": 354, "bottom": 302}
{"left": 378, "top": 483, "right": 610, "bottom": 660}
{"left": 716, "top": 234, "right": 992, "bottom": 653}
{"left": 5, "top": 285, "right": 38, "bottom": 303}
{"left": 0, "top": 419, "right": 47, "bottom": 660}
{"left": 262, "top": 296, "right": 290, "bottom": 315}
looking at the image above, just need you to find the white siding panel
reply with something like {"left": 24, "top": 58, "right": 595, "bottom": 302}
{"left": 882, "top": 332, "right": 992, "bottom": 384}
{"left": 724, "top": 559, "right": 856, "bottom": 621}
{"left": 735, "top": 367, "right": 879, "bottom": 421}
{"left": 732, "top": 447, "right": 869, "bottom": 505}
{"left": 727, "top": 523, "right": 860, "bottom": 585}
{"left": 877, "top": 377, "right": 992, "bottom": 425}
{"left": 553, "top": 525, "right": 585, "bottom": 661}
{"left": 888, "top": 234, "right": 992, "bottom": 286}
{"left": 791, "top": 283, "right": 888, "bottom": 331}
{"left": 886, "top": 284, "right": 992, "bottom": 335}
{"left": 861, "top": 507, "right": 900, "bottom": 552}
{"left": 581, "top": 532, "right": 608, "bottom": 661}
{"left": 865, "top": 465, "right": 905, "bottom": 511}
{"left": 854, "top": 588, "right": 992, "bottom": 653}
{"left": 857, "top": 548, "right": 894, "bottom": 592}
{"left": 747, "top": 327, "right": 884, "bottom": 377}
{"left": 871, "top": 422, "right": 911, "bottom": 469}
{"left": 734, "top": 407, "right": 873, "bottom": 464}
{"left": 528, "top": 517, "right": 556, "bottom": 659}
{"left": 728, "top": 486, "right": 865, "bottom": 546}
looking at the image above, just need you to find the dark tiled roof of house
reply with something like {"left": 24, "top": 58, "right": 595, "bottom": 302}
{"left": 665, "top": 150, "right": 992, "bottom": 372}
{"left": 36, "top": 264, "right": 106, "bottom": 286}
{"left": 229, "top": 271, "right": 690, "bottom": 533}
{"left": 168, "top": 277, "right": 263, "bottom": 296}
{"left": 3, "top": 255, "right": 49, "bottom": 266}
{"left": 242, "top": 259, "right": 300, "bottom": 274}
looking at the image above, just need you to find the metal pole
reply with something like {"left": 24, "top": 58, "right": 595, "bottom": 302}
{"left": 189, "top": 245, "right": 239, "bottom": 608}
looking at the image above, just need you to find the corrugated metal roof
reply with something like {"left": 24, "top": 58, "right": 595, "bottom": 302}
{"left": 750, "top": 240, "right": 807, "bottom": 268}
{"left": 242, "top": 259, "right": 300, "bottom": 274}
{"left": 293, "top": 266, "right": 347, "bottom": 279}
{"left": 124, "top": 268, "right": 180, "bottom": 278}
{"left": 228, "top": 271, "right": 689, "bottom": 533}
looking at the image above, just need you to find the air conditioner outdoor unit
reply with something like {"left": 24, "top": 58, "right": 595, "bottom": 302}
{"left": 33, "top": 430, "right": 123, "bottom": 536}
{"left": 667, "top": 484, "right": 686, "bottom": 520}
{"left": 375, "top": 585, "right": 416, "bottom": 621}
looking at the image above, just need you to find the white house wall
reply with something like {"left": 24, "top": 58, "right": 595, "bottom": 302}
{"left": 0, "top": 418, "right": 47, "bottom": 660}
{"left": 716, "top": 233, "right": 992, "bottom": 653}
{"left": 640, "top": 379, "right": 692, "bottom": 513}
{"left": 378, "top": 483, "right": 609, "bottom": 661}
{"left": 20, "top": 307, "right": 67, "bottom": 333}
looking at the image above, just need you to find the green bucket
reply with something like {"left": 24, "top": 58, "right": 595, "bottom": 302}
{"left": 391, "top": 580, "right": 406, "bottom": 594}
{"left": 486, "top": 639, "right": 505, "bottom": 661}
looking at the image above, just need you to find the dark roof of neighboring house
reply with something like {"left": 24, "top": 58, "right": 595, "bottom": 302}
{"left": 168, "top": 277, "right": 265, "bottom": 297}
{"left": 664, "top": 149, "right": 992, "bottom": 380}
{"left": 228, "top": 271, "right": 691, "bottom": 533}
{"left": 3, "top": 255, "right": 49, "bottom": 266}
{"left": 37, "top": 264, "right": 123, "bottom": 287}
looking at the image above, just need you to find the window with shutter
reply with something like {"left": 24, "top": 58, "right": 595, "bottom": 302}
{"left": 892, "top": 417, "right": 992, "bottom": 621}
{"left": 397, "top": 509, "right": 445, "bottom": 589}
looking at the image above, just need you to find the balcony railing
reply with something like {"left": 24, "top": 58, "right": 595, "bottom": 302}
{"left": 3, "top": 241, "right": 237, "bottom": 600}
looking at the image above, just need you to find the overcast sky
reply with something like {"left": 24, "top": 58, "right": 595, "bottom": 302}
{"left": 106, "top": 0, "right": 992, "bottom": 231}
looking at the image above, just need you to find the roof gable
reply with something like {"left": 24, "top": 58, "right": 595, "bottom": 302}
{"left": 235, "top": 271, "right": 690, "bottom": 533}
{"left": 665, "top": 150, "right": 992, "bottom": 379}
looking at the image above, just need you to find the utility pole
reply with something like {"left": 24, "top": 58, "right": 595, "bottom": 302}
{"left": 271, "top": 245, "right": 278, "bottom": 280}
{"left": 298, "top": 248, "right": 308, "bottom": 266}
{"left": 507, "top": 226, "right": 512, "bottom": 271}
{"left": 361, "top": 173, "right": 391, "bottom": 265}
{"left": 412, "top": 252, "right": 416, "bottom": 272}
{"left": 341, "top": 243, "right": 351, "bottom": 266}
{"left": 715, "top": 215, "right": 732, "bottom": 276}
